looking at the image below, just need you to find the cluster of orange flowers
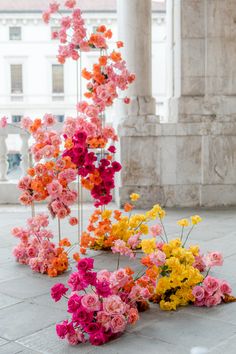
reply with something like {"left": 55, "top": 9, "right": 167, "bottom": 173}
{"left": 47, "top": 243, "right": 70, "bottom": 277}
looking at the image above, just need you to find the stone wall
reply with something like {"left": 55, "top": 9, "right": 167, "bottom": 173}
{"left": 117, "top": 0, "right": 236, "bottom": 208}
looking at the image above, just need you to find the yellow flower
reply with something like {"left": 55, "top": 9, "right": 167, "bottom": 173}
{"left": 191, "top": 215, "right": 202, "bottom": 225}
{"left": 177, "top": 218, "right": 189, "bottom": 227}
{"left": 139, "top": 223, "right": 149, "bottom": 235}
{"left": 101, "top": 209, "right": 112, "bottom": 220}
{"left": 160, "top": 300, "right": 177, "bottom": 311}
{"left": 141, "top": 238, "right": 156, "bottom": 254}
{"left": 130, "top": 193, "right": 140, "bottom": 201}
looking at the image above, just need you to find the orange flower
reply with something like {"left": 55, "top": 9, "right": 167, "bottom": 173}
{"left": 65, "top": 138, "right": 74, "bottom": 149}
{"left": 47, "top": 268, "right": 58, "bottom": 277}
{"left": 97, "top": 25, "right": 106, "bottom": 33}
{"left": 110, "top": 51, "right": 122, "bottom": 62}
{"left": 80, "top": 247, "right": 86, "bottom": 255}
{"left": 81, "top": 178, "right": 94, "bottom": 190}
{"left": 124, "top": 203, "right": 134, "bottom": 212}
{"left": 105, "top": 29, "right": 112, "bottom": 39}
{"left": 99, "top": 56, "right": 108, "bottom": 66}
{"left": 45, "top": 161, "right": 55, "bottom": 170}
{"left": 27, "top": 168, "right": 35, "bottom": 177}
{"left": 59, "top": 238, "right": 71, "bottom": 247}
{"left": 93, "top": 72, "right": 105, "bottom": 84}
{"left": 106, "top": 154, "right": 113, "bottom": 161}
{"left": 84, "top": 92, "right": 93, "bottom": 98}
{"left": 114, "top": 210, "right": 122, "bottom": 220}
{"left": 82, "top": 68, "right": 92, "bottom": 80}
{"left": 73, "top": 252, "right": 80, "bottom": 262}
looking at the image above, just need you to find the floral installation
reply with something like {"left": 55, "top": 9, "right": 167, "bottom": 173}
{"left": 80, "top": 193, "right": 165, "bottom": 253}
{"left": 138, "top": 213, "right": 236, "bottom": 310}
{"left": 12, "top": 214, "right": 70, "bottom": 277}
{"left": 50, "top": 257, "right": 149, "bottom": 346}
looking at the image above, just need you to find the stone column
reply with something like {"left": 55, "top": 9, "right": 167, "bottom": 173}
{"left": 116, "top": 0, "right": 161, "bottom": 207}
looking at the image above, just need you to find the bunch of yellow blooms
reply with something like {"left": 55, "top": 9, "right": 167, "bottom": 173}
{"left": 82, "top": 193, "right": 166, "bottom": 252}
{"left": 140, "top": 212, "right": 204, "bottom": 311}
{"left": 156, "top": 239, "right": 204, "bottom": 310}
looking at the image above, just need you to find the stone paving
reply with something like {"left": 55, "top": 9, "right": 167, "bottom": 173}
{"left": 0, "top": 204, "right": 236, "bottom": 354}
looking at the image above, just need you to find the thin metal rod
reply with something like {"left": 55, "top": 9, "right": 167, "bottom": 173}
{"left": 29, "top": 152, "right": 35, "bottom": 217}
{"left": 58, "top": 217, "right": 61, "bottom": 242}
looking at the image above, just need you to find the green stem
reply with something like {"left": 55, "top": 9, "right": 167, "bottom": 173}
{"left": 160, "top": 218, "right": 168, "bottom": 243}
{"left": 183, "top": 225, "right": 194, "bottom": 247}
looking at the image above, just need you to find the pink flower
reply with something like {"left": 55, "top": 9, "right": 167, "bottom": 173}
{"left": 89, "top": 329, "right": 108, "bottom": 346}
{"left": 192, "top": 285, "right": 205, "bottom": 301}
{"left": 42, "top": 11, "right": 50, "bottom": 23}
{"left": 96, "top": 280, "right": 111, "bottom": 297}
{"left": 77, "top": 258, "right": 94, "bottom": 272}
{"left": 81, "top": 293, "right": 100, "bottom": 312}
{"left": 97, "top": 311, "right": 111, "bottom": 330}
{"left": 0, "top": 116, "right": 7, "bottom": 128}
{"left": 110, "top": 314, "right": 127, "bottom": 333}
{"left": 220, "top": 280, "right": 232, "bottom": 295}
{"left": 110, "top": 269, "right": 129, "bottom": 288}
{"left": 43, "top": 113, "right": 56, "bottom": 126}
{"left": 21, "top": 116, "right": 32, "bottom": 129}
{"left": 97, "top": 269, "right": 111, "bottom": 282}
{"left": 204, "top": 293, "right": 222, "bottom": 307}
{"left": 150, "top": 224, "right": 162, "bottom": 237}
{"left": 128, "top": 307, "right": 139, "bottom": 324}
{"left": 47, "top": 180, "right": 63, "bottom": 197}
{"left": 56, "top": 321, "right": 69, "bottom": 339}
{"left": 51, "top": 283, "right": 68, "bottom": 302}
{"left": 203, "top": 276, "right": 219, "bottom": 295}
{"left": 193, "top": 254, "right": 206, "bottom": 272}
{"left": 65, "top": 0, "right": 76, "bottom": 9}
{"left": 49, "top": 1, "right": 60, "bottom": 13}
{"left": 205, "top": 251, "right": 223, "bottom": 267}
{"left": 150, "top": 250, "right": 166, "bottom": 266}
{"left": 66, "top": 332, "right": 79, "bottom": 345}
{"left": 103, "top": 295, "right": 126, "bottom": 315}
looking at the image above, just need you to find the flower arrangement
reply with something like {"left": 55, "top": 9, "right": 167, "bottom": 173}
{"left": 12, "top": 214, "right": 70, "bottom": 277}
{"left": 138, "top": 213, "right": 235, "bottom": 310}
{"left": 51, "top": 258, "right": 147, "bottom": 346}
{"left": 80, "top": 193, "right": 166, "bottom": 253}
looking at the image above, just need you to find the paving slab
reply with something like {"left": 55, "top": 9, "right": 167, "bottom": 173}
{"left": 0, "top": 342, "right": 40, "bottom": 354}
{"left": 0, "top": 302, "right": 65, "bottom": 340}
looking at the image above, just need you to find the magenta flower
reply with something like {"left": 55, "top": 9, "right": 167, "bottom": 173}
{"left": 77, "top": 258, "right": 94, "bottom": 272}
{"left": 51, "top": 283, "right": 68, "bottom": 302}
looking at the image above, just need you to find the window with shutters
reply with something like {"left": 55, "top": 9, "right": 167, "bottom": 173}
{"left": 9, "top": 27, "right": 21, "bottom": 40}
{"left": 11, "top": 64, "right": 23, "bottom": 94}
{"left": 52, "top": 64, "right": 64, "bottom": 94}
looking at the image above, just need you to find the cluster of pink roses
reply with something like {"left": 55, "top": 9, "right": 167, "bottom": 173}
{"left": 11, "top": 214, "right": 69, "bottom": 276}
{"left": 51, "top": 258, "right": 145, "bottom": 346}
{"left": 193, "top": 275, "right": 232, "bottom": 307}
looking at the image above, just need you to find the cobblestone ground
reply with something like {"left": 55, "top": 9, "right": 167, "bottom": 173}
{"left": 0, "top": 204, "right": 236, "bottom": 354}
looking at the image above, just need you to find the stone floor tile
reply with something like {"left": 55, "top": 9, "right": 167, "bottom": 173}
{"left": 0, "top": 302, "right": 65, "bottom": 340}
{"left": 0, "top": 338, "right": 8, "bottom": 347}
{"left": 129, "top": 309, "right": 236, "bottom": 350}
{"left": 17, "top": 325, "right": 94, "bottom": 354}
{"left": 0, "top": 293, "right": 22, "bottom": 310}
{"left": 0, "top": 342, "right": 40, "bottom": 354}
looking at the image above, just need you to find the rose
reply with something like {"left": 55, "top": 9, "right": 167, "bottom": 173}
{"left": 110, "top": 315, "right": 127, "bottom": 333}
{"left": 204, "top": 293, "right": 222, "bottom": 307}
{"left": 68, "top": 272, "right": 84, "bottom": 291}
{"left": 80, "top": 271, "right": 97, "bottom": 286}
{"left": 203, "top": 276, "right": 219, "bottom": 295}
{"left": 192, "top": 285, "right": 205, "bottom": 301}
{"left": 150, "top": 224, "right": 162, "bottom": 237}
{"left": 110, "top": 269, "right": 129, "bottom": 288}
{"left": 128, "top": 308, "right": 139, "bottom": 324}
{"left": 103, "top": 295, "right": 126, "bottom": 315}
{"left": 77, "top": 258, "right": 94, "bottom": 272}
{"left": 56, "top": 321, "right": 68, "bottom": 338}
{"left": 97, "top": 269, "right": 111, "bottom": 282}
{"left": 81, "top": 294, "right": 100, "bottom": 312}
{"left": 220, "top": 280, "right": 232, "bottom": 295}
{"left": 96, "top": 280, "right": 112, "bottom": 297}
{"left": 205, "top": 251, "right": 223, "bottom": 267}
{"left": 73, "top": 308, "right": 93, "bottom": 325}
{"left": 85, "top": 322, "right": 101, "bottom": 334}
{"left": 89, "top": 329, "right": 108, "bottom": 346}
{"left": 66, "top": 332, "right": 79, "bottom": 345}
{"left": 97, "top": 311, "right": 111, "bottom": 330}
{"left": 51, "top": 283, "right": 68, "bottom": 302}
{"left": 27, "top": 246, "right": 37, "bottom": 258}
{"left": 67, "top": 294, "right": 82, "bottom": 313}
{"left": 69, "top": 217, "right": 78, "bottom": 226}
